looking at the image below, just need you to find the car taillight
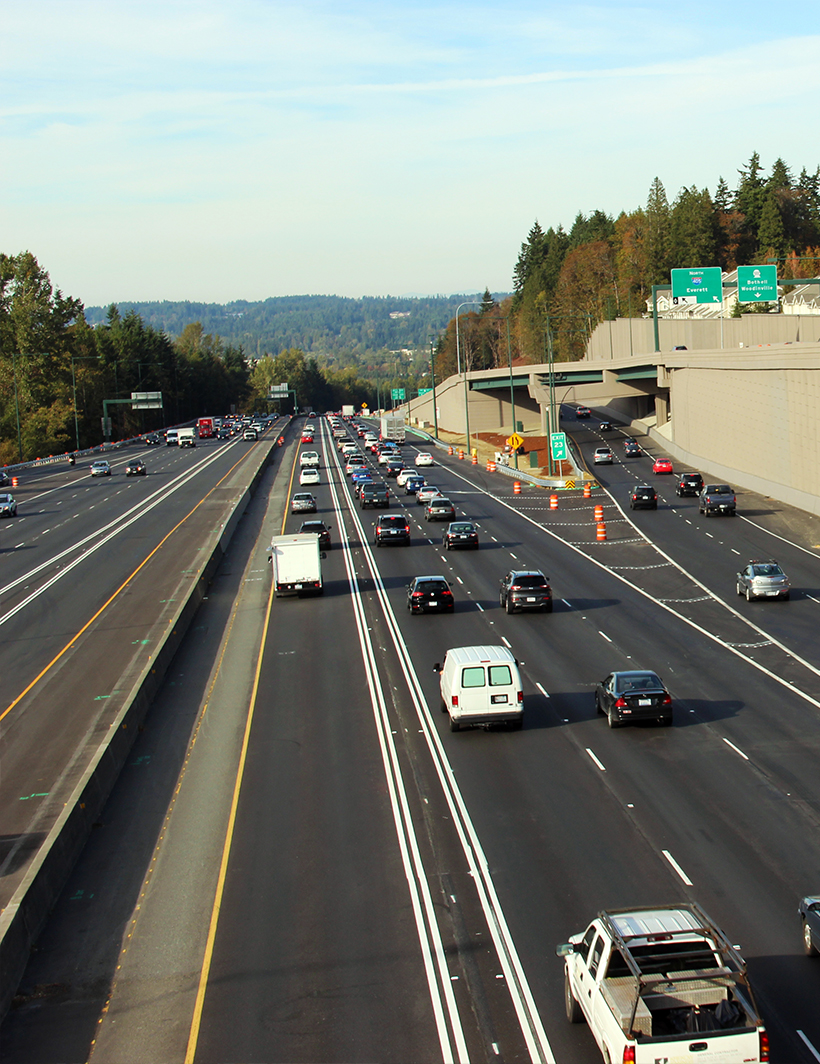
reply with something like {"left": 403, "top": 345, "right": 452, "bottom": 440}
{"left": 412, "top": 592, "right": 424, "bottom": 598}
{"left": 661, "top": 694, "right": 672, "bottom": 705}
{"left": 451, "top": 695, "right": 458, "bottom": 707}
{"left": 510, "top": 584, "right": 521, "bottom": 591}
{"left": 614, "top": 697, "right": 627, "bottom": 708}
{"left": 517, "top": 691, "right": 523, "bottom": 703}
{"left": 759, "top": 1030, "right": 769, "bottom": 1061}
{"left": 621, "top": 1047, "right": 636, "bottom": 1064}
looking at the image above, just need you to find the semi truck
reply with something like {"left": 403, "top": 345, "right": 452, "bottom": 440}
{"left": 197, "top": 417, "right": 215, "bottom": 438}
{"left": 268, "top": 533, "right": 323, "bottom": 596}
{"left": 557, "top": 903, "right": 768, "bottom": 1064}
{"left": 379, "top": 414, "right": 405, "bottom": 444}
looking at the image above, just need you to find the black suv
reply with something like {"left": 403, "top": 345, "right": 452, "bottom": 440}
{"left": 630, "top": 484, "right": 657, "bottom": 510}
{"left": 360, "top": 482, "right": 390, "bottom": 509}
{"left": 499, "top": 570, "right": 552, "bottom": 613}
{"left": 406, "top": 575, "right": 454, "bottom": 613}
{"left": 374, "top": 513, "right": 411, "bottom": 546}
{"left": 676, "top": 472, "right": 704, "bottom": 497}
{"left": 699, "top": 484, "right": 736, "bottom": 516}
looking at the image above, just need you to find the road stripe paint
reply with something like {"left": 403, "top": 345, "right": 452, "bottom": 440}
{"left": 456, "top": 576, "right": 464, "bottom": 584}
{"left": 585, "top": 748, "right": 606, "bottom": 771}
{"left": 798, "top": 1031, "right": 820, "bottom": 1062}
{"left": 476, "top": 603, "right": 485, "bottom": 612}
{"left": 509, "top": 553, "right": 518, "bottom": 559}
{"left": 722, "top": 737, "right": 750, "bottom": 761}
{"left": 500, "top": 636, "right": 512, "bottom": 649}
{"left": 598, "top": 631, "right": 612, "bottom": 643}
{"left": 535, "top": 682, "right": 549, "bottom": 698}
{"left": 705, "top": 532, "right": 714, "bottom": 538}
{"left": 731, "top": 548, "right": 740, "bottom": 555}
{"left": 662, "top": 849, "right": 693, "bottom": 886}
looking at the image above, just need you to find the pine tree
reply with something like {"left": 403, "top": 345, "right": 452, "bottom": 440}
{"left": 669, "top": 186, "right": 718, "bottom": 267}
{"left": 757, "top": 191, "right": 787, "bottom": 259}
{"left": 713, "top": 177, "right": 730, "bottom": 213}
{"left": 512, "top": 221, "right": 545, "bottom": 295}
{"left": 645, "top": 177, "right": 671, "bottom": 285}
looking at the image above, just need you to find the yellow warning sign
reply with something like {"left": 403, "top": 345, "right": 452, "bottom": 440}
{"left": 565, "top": 479, "right": 576, "bottom": 489}
{"left": 507, "top": 433, "right": 524, "bottom": 450}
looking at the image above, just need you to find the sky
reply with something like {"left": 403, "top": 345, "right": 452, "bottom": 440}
{"left": 2, "top": 0, "right": 819, "bottom": 307}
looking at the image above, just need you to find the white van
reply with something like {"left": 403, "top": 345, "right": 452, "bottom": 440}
{"left": 434, "top": 645, "right": 523, "bottom": 731}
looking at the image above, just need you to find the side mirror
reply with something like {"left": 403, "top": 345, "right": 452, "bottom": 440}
{"left": 556, "top": 943, "right": 576, "bottom": 958}
{"left": 432, "top": 663, "right": 442, "bottom": 673}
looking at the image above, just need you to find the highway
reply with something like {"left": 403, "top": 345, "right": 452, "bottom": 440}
{"left": 2, "top": 412, "right": 820, "bottom": 1063}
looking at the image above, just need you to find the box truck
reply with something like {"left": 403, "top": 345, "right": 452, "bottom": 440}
{"left": 268, "top": 534, "right": 323, "bottom": 596}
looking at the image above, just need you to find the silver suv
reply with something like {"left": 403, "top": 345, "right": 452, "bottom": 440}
{"left": 736, "top": 560, "right": 790, "bottom": 601}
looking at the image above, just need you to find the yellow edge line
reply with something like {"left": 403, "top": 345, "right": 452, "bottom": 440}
{"left": 184, "top": 558, "right": 277, "bottom": 1062}
{"left": 0, "top": 445, "right": 260, "bottom": 725}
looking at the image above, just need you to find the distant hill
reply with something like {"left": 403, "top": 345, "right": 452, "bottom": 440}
{"left": 84, "top": 293, "right": 510, "bottom": 362}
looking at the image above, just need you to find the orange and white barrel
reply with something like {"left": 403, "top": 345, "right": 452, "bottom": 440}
{"left": 549, "top": 494, "right": 558, "bottom": 510}
{"left": 513, "top": 481, "right": 521, "bottom": 495}
{"left": 596, "top": 522, "right": 607, "bottom": 541}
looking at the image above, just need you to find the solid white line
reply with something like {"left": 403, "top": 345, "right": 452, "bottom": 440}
{"left": 662, "top": 849, "right": 693, "bottom": 886}
{"left": 722, "top": 737, "right": 750, "bottom": 761}
{"left": 585, "top": 748, "right": 606, "bottom": 771}
{"left": 797, "top": 1030, "right": 820, "bottom": 1062}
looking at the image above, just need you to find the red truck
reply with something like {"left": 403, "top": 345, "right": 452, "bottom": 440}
{"left": 197, "top": 417, "right": 215, "bottom": 438}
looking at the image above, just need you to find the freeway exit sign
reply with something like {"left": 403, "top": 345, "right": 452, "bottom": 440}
{"left": 671, "top": 267, "right": 723, "bottom": 303}
{"left": 737, "top": 264, "right": 778, "bottom": 303}
{"left": 550, "top": 432, "right": 568, "bottom": 461}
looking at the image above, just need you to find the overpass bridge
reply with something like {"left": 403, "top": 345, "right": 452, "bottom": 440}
{"left": 402, "top": 341, "right": 820, "bottom": 517}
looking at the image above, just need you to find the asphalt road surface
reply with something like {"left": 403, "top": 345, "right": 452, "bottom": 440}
{"left": 3, "top": 413, "right": 820, "bottom": 1063}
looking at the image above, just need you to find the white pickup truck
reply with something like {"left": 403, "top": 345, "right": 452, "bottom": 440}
{"left": 557, "top": 904, "right": 768, "bottom": 1064}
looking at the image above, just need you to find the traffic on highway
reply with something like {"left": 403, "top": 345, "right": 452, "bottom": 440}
{"left": 2, "top": 409, "right": 819, "bottom": 1063}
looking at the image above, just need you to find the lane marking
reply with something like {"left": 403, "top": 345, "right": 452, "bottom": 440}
{"left": 798, "top": 1031, "right": 820, "bottom": 1062}
{"left": 598, "top": 631, "right": 612, "bottom": 643}
{"left": 535, "top": 682, "right": 549, "bottom": 699}
{"left": 662, "top": 849, "right": 693, "bottom": 886}
{"left": 585, "top": 748, "right": 606, "bottom": 771}
{"left": 722, "top": 737, "right": 750, "bottom": 761}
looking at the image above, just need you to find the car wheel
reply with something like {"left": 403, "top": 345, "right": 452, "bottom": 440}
{"left": 508, "top": 717, "right": 523, "bottom": 731}
{"left": 595, "top": 695, "right": 604, "bottom": 716}
{"left": 444, "top": 540, "right": 451, "bottom": 550}
{"left": 651, "top": 502, "right": 657, "bottom": 509}
{"left": 607, "top": 706, "right": 621, "bottom": 729}
{"left": 803, "top": 919, "right": 818, "bottom": 956}
{"left": 440, "top": 697, "right": 448, "bottom": 714}
{"left": 543, "top": 600, "right": 553, "bottom": 613}
{"left": 449, "top": 716, "right": 461, "bottom": 732}
{"left": 659, "top": 715, "right": 673, "bottom": 727}
{"left": 782, "top": 591, "right": 790, "bottom": 600}
{"left": 736, "top": 582, "right": 744, "bottom": 596}
{"left": 505, "top": 596, "right": 514, "bottom": 614}
{"left": 745, "top": 587, "right": 753, "bottom": 601}
{"left": 565, "top": 971, "right": 583, "bottom": 1023}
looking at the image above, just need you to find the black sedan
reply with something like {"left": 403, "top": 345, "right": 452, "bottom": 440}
{"left": 799, "top": 896, "right": 820, "bottom": 956}
{"left": 443, "top": 521, "right": 479, "bottom": 550}
{"left": 623, "top": 441, "right": 641, "bottom": 456}
{"left": 299, "top": 520, "right": 332, "bottom": 548}
{"left": 595, "top": 671, "right": 672, "bottom": 728}
{"left": 125, "top": 459, "right": 147, "bottom": 476}
{"left": 144, "top": 434, "right": 162, "bottom": 445}
{"left": 406, "top": 576, "right": 454, "bottom": 614}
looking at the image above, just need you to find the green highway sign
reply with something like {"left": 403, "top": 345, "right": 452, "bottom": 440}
{"left": 550, "top": 432, "right": 568, "bottom": 461}
{"left": 737, "top": 264, "right": 778, "bottom": 303}
{"left": 671, "top": 266, "right": 723, "bottom": 303}
{"left": 391, "top": 388, "right": 406, "bottom": 400}
{"left": 417, "top": 387, "right": 432, "bottom": 395}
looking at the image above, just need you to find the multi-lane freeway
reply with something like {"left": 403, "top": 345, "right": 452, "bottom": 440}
{"left": 2, "top": 411, "right": 820, "bottom": 1063}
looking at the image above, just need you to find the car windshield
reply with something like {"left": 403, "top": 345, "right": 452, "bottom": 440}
{"left": 381, "top": 516, "right": 406, "bottom": 527}
{"left": 450, "top": 523, "right": 474, "bottom": 532}
{"left": 752, "top": 563, "right": 783, "bottom": 576}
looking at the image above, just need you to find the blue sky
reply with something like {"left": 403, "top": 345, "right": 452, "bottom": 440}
{"left": 2, "top": 0, "right": 819, "bottom": 306}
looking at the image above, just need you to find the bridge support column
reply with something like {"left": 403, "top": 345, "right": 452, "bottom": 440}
{"left": 655, "top": 393, "right": 670, "bottom": 425}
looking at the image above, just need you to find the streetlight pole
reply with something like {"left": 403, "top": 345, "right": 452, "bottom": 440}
{"left": 71, "top": 355, "right": 102, "bottom": 451}
{"left": 11, "top": 351, "right": 23, "bottom": 462}
{"left": 455, "top": 300, "right": 482, "bottom": 453}
{"left": 430, "top": 337, "right": 439, "bottom": 441}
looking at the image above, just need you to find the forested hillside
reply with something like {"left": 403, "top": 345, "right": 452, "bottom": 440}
{"left": 84, "top": 294, "right": 500, "bottom": 366}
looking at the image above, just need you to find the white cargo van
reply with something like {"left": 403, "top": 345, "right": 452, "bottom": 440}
{"left": 434, "top": 645, "right": 523, "bottom": 731}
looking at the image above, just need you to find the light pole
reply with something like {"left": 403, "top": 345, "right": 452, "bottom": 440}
{"left": 430, "top": 337, "right": 439, "bottom": 441}
{"left": 455, "top": 300, "right": 482, "bottom": 452}
{"left": 71, "top": 355, "right": 102, "bottom": 451}
{"left": 496, "top": 317, "right": 519, "bottom": 470}
{"left": 11, "top": 352, "right": 23, "bottom": 462}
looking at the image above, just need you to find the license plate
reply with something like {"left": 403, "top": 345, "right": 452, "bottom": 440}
{"left": 637, "top": 698, "right": 652, "bottom": 706}
{"left": 766, "top": 591, "right": 779, "bottom": 596}
{"left": 491, "top": 694, "right": 509, "bottom": 704}
{"left": 428, "top": 601, "right": 437, "bottom": 607}
{"left": 526, "top": 596, "right": 536, "bottom": 602}
{"left": 295, "top": 583, "right": 303, "bottom": 589}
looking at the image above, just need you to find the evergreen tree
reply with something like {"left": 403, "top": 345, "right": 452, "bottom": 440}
{"left": 713, "top": 177, "right": 730, "bottom": 213}
{"left": 645, "top": 177, "right": 671, "bottom": 285}
{"left": 480, "top": 287, "right": 496, "bottom": 315}
{"left": 512, "top": 221, "right": 545, "bottom": 295}
{"left": 757, "top": 191, "right": 787, "bottom": 259}
{"left": 669, "top": 186, "right": 718, "bottom": 267}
